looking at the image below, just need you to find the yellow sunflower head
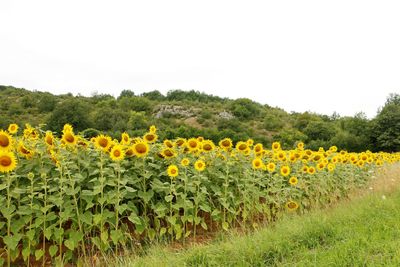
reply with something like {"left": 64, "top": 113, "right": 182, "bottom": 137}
{"left": 62, "top": 130, "right": 77, "bottom": 146}
{"left": 308, "top": 166, "right": 316, "bottom": 175}
{"left": 327, "top": 163, "right": 335, "bottom": 172}
{"left": 246, "top": 139, "right": 254, "bottom": 147}
{"left": 62, "top": 124, "right": 73, "bottom": 134}
{"left": 44, "top": 131, "right": 55, "bottom": 147}
{"left": 252, "top": 158, "right": 263, "bottom": 170}
{"left": 167, "top": 164, "right": 179, "bottom": 178}
{"left": 181, "top": 158, "right": 190, "bottom": 167}
{"left": 143, "top": 132, "right": 158, "bottom": 143}
{"left": 161, "top": 147, "right": 176, "bottom": 159}
{"left": 149, "top": 125, "right": 157, "bottom": 133}
{"left": 17, "top": 141, "right": 34, "bottom": 159}
{"left": 285, "top": 200, "right": 299, "bottom": 211}
{"left": 254, "top": 143, "right": 263, "bottom": 154}
{"left": 0, "top": 151, "right": 17, "bottom": 173}
{"left": 280, "top": 165, "right": 291, "bottom": 177}
{"left": 289, "top": 176, "right": 298, "bottom": 186}
{"left": 187, "top": 138, "right": 200, "bottom": 152}
{"left": 296, "top": 142, "right": 304, "bottom": 150}
{"left": 266, "top": 162, "right": 276, "bottom": 173}
{"left": 194, "top": 159, "right": 206, "bottom": 172}
{"left": 7, "top": 124, "right": 19, "bottom": 135}
{"left": 272, "top": 141, "right": 281, "bottom": 151}
{"left": 163, "top": 139, "right": 175, "bottom": 148}
{"left": 121, "top": 132, "right": 130, "bottom": 145}
{"left": 110, "top": 145, "right": 125, "bottom": 161}
{"left": 219, "top": 138, "right": 233, "bottom": 150}
{"left": 0, "top": 130, "right": 14, "bottom": 151}
{"left": 201, "top": 140, "right": 215, "bottom": 153}
{"left": 236, "top": 141, "right": 248, "bottom": 153}
{"left": 94, "top": 135, "right": 112, "bottom": 152}
{"left": 132, "top": 141, "right": 150, "bottom": 158}
{"left": 175, "top": 138, "right": 186, "bottom": 148}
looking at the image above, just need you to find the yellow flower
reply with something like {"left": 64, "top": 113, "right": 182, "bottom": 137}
{"left": 7, "top": 124, "right": 18, "bottom": 135}
{"left": 285, "top": 200, "right": 299, "bottom": 211}
{"left": 266, "top": 162, "right": 276, "bottom": 173}
{"left": 0, "top": 130, "right": 14, "bottom": 151}
{"left": 94, "top": 135, "right": 112, "bottom": 152}
{"left": 121, "top": 132, "right": 130, "bottom": 145}
{"left": 327, "top": 163, "right": 335, "bottom": 172}
{"left": 45, "top": 131, "right": 55, "bottom": 147}
{"left": 289, "top": 176, "right": 298, "bottom": 186}
{"left": 308, "top": 166, "right": 316, "bottom": 175}
{"left": 236, "top": 141, "right": 248, "bottom": 153}
{"left": 280, "top": 165, "right": 291, "bottom": 177}
{"left": 317, "top": 162, "right": 325, "bottom": 170}
{"left": 302, "top": 165, "right": 309, "bottom": 173}
{"left": 125, "top": 146, "right": 135, "bottom": 157}
{"left": 167, "top": 164, "right": 179, "bottom": 178}
{"left": 201, "top": 140, "right": 215, "bottom": 153}
{"left": 175, "top": 138, "right": 186, "bottom": 148}
{"left": 62, "top": 124, "right": 73, "bottom": 134}
{"left": 194, "top": 159, "right": 206, "bottom": 172}
{"left": 252, "top": 158, "right": 263, "bottom": 169}
{"left": 149, "top": 125, "right": 157, "bottom": 133}
{"left": 62, "top": 130, "right": 77, "bottom": 146}
{"left": 272, "top": 141, "right": 281, "bottom": 151}
{"left": 187, "top": 138, "right": 200, "bottom": 152}
{"left": 163, "top": 139, "right": 175, "bottom": 148}
{"left": 296, "top": 142, "right": 304, "bottom": 150}
{"left": 0, "top": 151, "right": 17, "bottom": 173}
{"left": 143, "top": 132, "right": 158, "bottom": 143}
{"left": 17, "top": 141, "right": 34, "bottom": 159}
{"left": 246, "top": 139, "right": 254, "bottom": 147}
{"left": 132, "top": 141, "right": 149, "bottom": 157}
{"left": 253, "top": 143, "right": 263, "bottom": 154}
{"left": 110, "top": 145, "right": 125, "bottom": 161}
{"left": 181, "top": 158, "right": 190, "bottom": 167}
{"left": 161, "top": 148, "right": 176, "bottom": 159}
{"left": 219, "top": 138, "right": 233, "bottom": 150}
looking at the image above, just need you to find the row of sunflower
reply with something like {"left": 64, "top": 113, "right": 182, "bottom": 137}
{"left": 0, "top": 123, "right": 399, "bottom": 265}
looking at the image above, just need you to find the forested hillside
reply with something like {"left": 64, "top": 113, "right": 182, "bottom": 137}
{"left": 0, "top": 85, "right": 399, "bottom": 152}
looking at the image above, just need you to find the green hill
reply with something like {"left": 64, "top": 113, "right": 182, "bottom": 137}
{"left": 0, "top": 85, "right": 399, "bottom": 152}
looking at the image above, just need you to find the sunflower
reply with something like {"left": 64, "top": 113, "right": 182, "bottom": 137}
{"left": 132, "top": 141, "right": 149, "bottom": 157}
{"left": 8, "top": 124, "right": 19, "bottom": 135}
{"left": 285, "top": 201, "right": 299, "bottom": 211}
{"left": 62, "top": 124, "right": 73, "bottom": 134}
{"left": 246, "top": 139, "right": 254, "bottom": 147}
{"left": 201, "top": 140, "right": 215, "bottom": 153}
{"left": 175, "top": 138, "right": 186, "bottom": 148}
{"left": 327, "top": 163, "right": 335, "bottom": 172}
{"left": 194, "top": 159, "right": 206, "bottom": 172}
{"left": 143, "top": 132, "right": 158, "bottom": 143}
{"left": 44, "top": 131, "right": 55, "bottom": 147}
{"left": 254, "top": 143, "right": 263, "bottom": 154}
{"left": 266, "top": 162, "right": 276, "bottom": 173}
{"left": 0, "top": 130, "right": 13, "bottom": 151}
{"left": 219, "top": 138, "right": 233, "bottom": 150}
{"left": 197, "top": 136, "right": 204, "bottom": 142}
{"left": 317, "top": 162, "right": 325, "bottom": 170}
{"left": 149, "top": 125, "right": 157, "bottom": 133}
{"left": 181, "top": 158, "right": 190, "bottom": 167}
{"left": 289, "top": 176, "right": 298, "bottom": 186}
{"left": 357, "top": 160, "right": 365, "bottom": 167}
{"left": 17, "top": 141, "right": 34, "bottom": 159}
{"left": 0, "top": 151, "right": 17, "bottom": 173}
{"left": 167, "top": 165, "right": 179, "bottom": 178}
{"left": 163, "top": 139, "right": 175, "bottom": 148}
{"left": 252, "top": 158, "right": 263, "bottom": 169}
{"left": 277, "top": 151, "right": 286, "bottom": 161}
{"left": 94, "top": 135, "right": 112, "bottom": 152}
{"left": 280, "top": 165, "right": 291, "bottom": 177}
{"left": 121, "top": 132, "right": 130, "bottom": 145}
{"left": 62, "top": 130, "right": 77, "bottom": 146}
{"left": 308, "top": 166, "right": 316, "bottom": 175}
{"left": 236, "top": 141, "right": 248, "bottom": 153}
{"left": 161, "top": 148, "right": 176, "bottom": 159}
{"left": 272, "top": 142, "right": 281, "bottom": 151}
{"left": 110, "top": 145, "right": 125, "bottom": 161}
{"left": 187, "top": 138, "right": 200, "bottom": 152}
{"left": 296, "top": 142, "right": 304, "bottom": 150}
{"left": 302, "top": 165, "right": 309, "bottom": 173}
{"left": 125, "top": 146, "right": 135, "bottom": 157}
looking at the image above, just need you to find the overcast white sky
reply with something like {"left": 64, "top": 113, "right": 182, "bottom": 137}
{"left": 1, "top": 1, "right": 399, "bottom": 118}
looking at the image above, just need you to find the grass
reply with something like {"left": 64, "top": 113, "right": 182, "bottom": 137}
{"left": 99, "top": 165, "right": 400, "bottom": 267}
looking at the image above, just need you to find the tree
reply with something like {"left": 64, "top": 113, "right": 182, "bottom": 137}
{"left": 371, "top": 94, "right": 400, "bottom": 152}
{"left": 47, "top": 99, "right": 92, "bottom": 133}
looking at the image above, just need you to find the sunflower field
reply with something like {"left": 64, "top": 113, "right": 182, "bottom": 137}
{"left": 0, "top": 123, "right": 399, "bottom": 266}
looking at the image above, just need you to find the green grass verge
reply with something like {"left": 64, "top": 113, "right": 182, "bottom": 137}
{"left": 113, "top": 187, "right": 400, "bottom": 267}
